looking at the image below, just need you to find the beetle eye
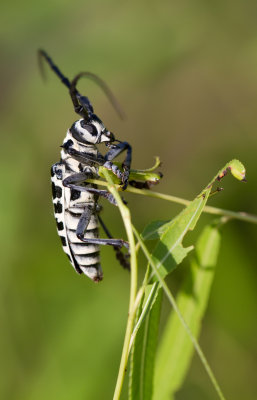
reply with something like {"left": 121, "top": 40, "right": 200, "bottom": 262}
{"left": 80, "top": 121, "right": 98, "bottom": 136}
{"left": 103, "top": 130, "right": 111, "bottom": 137}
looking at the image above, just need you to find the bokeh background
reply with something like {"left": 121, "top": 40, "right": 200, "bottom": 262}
{"left": 1, "top": 1, "right": 257, "bottom": 399}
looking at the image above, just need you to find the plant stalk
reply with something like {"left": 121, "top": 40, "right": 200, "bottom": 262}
{"left": 101, "top": 170, "right": 138, "bottom": 400}
{"left": 87, "top": 178, "right": 257, "bottom": 224}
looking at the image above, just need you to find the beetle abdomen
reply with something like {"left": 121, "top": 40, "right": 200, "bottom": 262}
{"left": 51, "top": 162, "right": 103, "bottom": 281}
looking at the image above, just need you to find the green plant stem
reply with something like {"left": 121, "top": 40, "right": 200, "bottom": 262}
{"left": 101, "top": 170, "right": 138, "bottom": 400}
{"left": 87, "top": 179, "right": 257, "bottom": 224}
{"left": 133, "top": 226, "right": 227, "bottom": 400}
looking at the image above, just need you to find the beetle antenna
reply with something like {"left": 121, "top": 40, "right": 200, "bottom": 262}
{"left": 38, "top": 49, "right": 125, "bottom": 120}
{"left": 38, "top": 49, "right": 71, "bottom": 90}
{"left": 38, "top": 49, "right": 92, "bottom": 120}
{"left": 70, "top": 72, "right": 126, "bottom": 120}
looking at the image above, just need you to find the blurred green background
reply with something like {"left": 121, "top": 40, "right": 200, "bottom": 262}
{"left": 1, "top": 1, "right": 257, "bottom": 399}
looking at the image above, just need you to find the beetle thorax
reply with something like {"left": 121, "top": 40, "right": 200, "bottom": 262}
{"left": 61, "top": 129, "right": 98, "bottom": 174}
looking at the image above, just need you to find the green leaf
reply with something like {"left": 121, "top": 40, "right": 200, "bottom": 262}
{"left": 153, "top": 222, "right": 221, "bottom": 400}
{"left": 129, "top": 285, "right": 163, "bottom": 400}
{"left": 144, "top": 158, "right": 246, "bottom": 280}
{"left": 150, "top": 190, "right": 211, "bottom": 280}
{"left": 216, "top": 159, "right": 246, "bottom": 182}
{"left": 141, "top": 220, "right": 171, "bottom": 240}
{"left": 129, "top": 282, "right": 159, "bottom": 350}
{"left": 128, "top": 160, "right": 243, "bottom": 400}
{"left": 200, "top": 159, "right": 246, "bottom": 196}
{"left": 128, "top": 189, "right": 212, "bottom": 398}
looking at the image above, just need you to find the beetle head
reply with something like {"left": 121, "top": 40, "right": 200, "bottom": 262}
{"left": 71, "top": 116, "right": 115, "bottom": 145}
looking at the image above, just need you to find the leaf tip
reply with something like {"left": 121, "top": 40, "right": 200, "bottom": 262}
{"left": 229, "top": 159, "right": 246, "bottom": 182}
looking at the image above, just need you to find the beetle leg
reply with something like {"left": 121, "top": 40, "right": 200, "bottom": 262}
{"left": 128, "top": 179, "right": 160, "bottom": 189}
{"left": 63, "top": 172, "right": 118, "bottom": 206}
{"left": 63, "top": 147, "right": 105, "bottom": 165}
{"left": 98, "top": 215, "right": 130, "bottom": 270}
{"left": 104, "top": 141, "right": 132, "bottom": 190}
{"left": 76, "top": 207, "right": 129, "bottom": 249}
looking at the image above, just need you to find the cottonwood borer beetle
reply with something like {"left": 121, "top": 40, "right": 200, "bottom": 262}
{"left": 39, "top": 50, "right": 136, "bottom": 282}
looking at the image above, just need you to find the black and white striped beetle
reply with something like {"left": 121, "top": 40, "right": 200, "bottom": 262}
{"left": 39, "top": 50, "right": 132, "bottom": 282}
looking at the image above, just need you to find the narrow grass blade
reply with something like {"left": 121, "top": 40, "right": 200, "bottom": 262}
{"left": 129, "top": 284, "right": 163, "bottom": 400}
{"left": 153, "top": 222, "right": 221, "bottom": 400}
{"left": 129, "top": 282, "right": 159, "bottom": 351}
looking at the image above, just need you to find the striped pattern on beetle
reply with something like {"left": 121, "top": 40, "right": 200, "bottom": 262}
{"left": 51, "top": 119, "right": 109, "bottom": 281}
{"left": 39, "top": 50, "right": 132, "bottom": 282}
